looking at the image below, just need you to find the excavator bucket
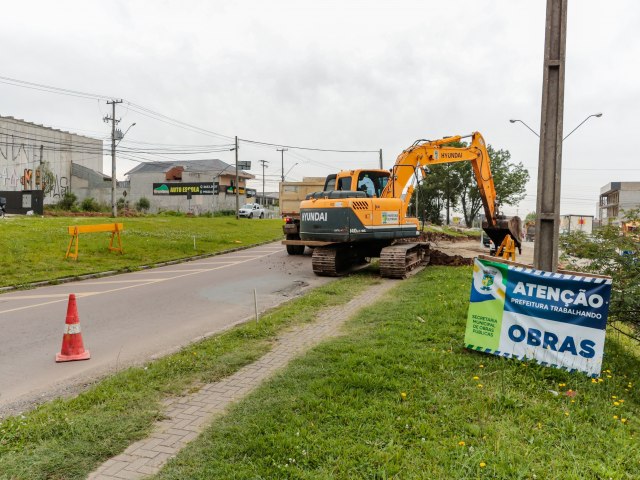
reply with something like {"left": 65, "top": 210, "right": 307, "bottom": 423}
{"left": 482, "top": 216, "right": 523, "bottom": 253}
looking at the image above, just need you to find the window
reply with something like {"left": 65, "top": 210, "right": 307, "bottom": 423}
{"left": 357, "top": 171, "right": 389, "bottom": 197}
{"left": 337, "top": 177, "right": 352, "bottom": 191}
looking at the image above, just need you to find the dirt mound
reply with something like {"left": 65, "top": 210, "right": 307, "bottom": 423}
{"left": 421, "top": 230, "right": 479, "bottom": 243}
{"left": 429, "top": 249, "right": 473, "bottom": 266}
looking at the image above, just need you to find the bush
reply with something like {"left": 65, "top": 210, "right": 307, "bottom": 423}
{"left": 560, "top": 208, "right": 640, "bottom": 336}
{"left": 157, "top": 210, "right": 184, "bottom": 217}
{"left": 214, "top": 210, "right": 236, "bottom": 217}
{"left": 135, "top": 197, "right": 150, "bottom": 212}
{"left": 117, "top": 197, "right": 129, "bottom": 210}
{"left": 80, "top": 197, "right": 100, "bottom": 212}
{"left": 57, "top": 192, "right": 77, "bottom": 210}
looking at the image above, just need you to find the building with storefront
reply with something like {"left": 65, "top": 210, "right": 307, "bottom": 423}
{"left": 125, "top": 159, "right": 255, "bottom": 213}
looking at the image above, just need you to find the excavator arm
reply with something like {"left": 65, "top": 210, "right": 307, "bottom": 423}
{"left": 382, "top": 131, "right": 521, "bottom": 252}
{"left": 382, "top": 132, "right": 499, "bottom": 227}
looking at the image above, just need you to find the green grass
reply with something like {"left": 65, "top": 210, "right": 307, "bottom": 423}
{"left": 0, "top": 216, "right": 283, "bottom": 288}
{"left": 153, "top": 267, "right": 640, "bottom": 480}
{"left": 424, "top": 225, "right": 481, "bottom": 238}
{"left": 0, "top": 273, "right": 377, "bottom": 480}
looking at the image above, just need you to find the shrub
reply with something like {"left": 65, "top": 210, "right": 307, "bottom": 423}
{"left": 135, "top": 197, "right": 151, "bottom": 212}
{"left": 80, "top": 197, "right": 100, "bottom": 212}
{"left": 117, "top": 197, "right": 129, "bottom": 210}
{"left": 560, "top": 208, "right": 640, "bottom": 336}
{"left": 57, "top": 192, "right": 77, "bottom": 210}
{"left": 214, "top": 210, "right": 236, "bottom": 217}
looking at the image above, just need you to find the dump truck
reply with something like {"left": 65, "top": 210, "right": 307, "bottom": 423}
{"left": 280, "top": 177, "right": 326, "bottom": 255}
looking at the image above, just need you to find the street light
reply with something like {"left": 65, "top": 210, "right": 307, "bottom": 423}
{"left": 562, "top": 113, "right": 602, "bottom": 141}
{"left": 259, "top": 160, "right": 269, "bottom": 207}
{"left": 509, "top": 113, "right": 603, "bottom": 141}
{"left": 213, "top": 162, "right": 235, "bottom": 212}
{"left": 112, "top": 122, "right": 136, "bottom": 217}
{"left": 115, "top": 122, "right": 136, "bottom": 146}
{"left": 284, "top": 162, "right": 299, "bottom": 179}
{"left": 509, "top": 119, "right": 539, "bottom": 137}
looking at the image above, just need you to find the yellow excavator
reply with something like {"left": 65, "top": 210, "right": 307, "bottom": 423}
{"left": 282, "top": 132, "right": 522, "bottom": 277}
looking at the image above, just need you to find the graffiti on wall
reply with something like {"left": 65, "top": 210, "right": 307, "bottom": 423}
{"left": 0, "top": 129, "right": 77, "bottom": 200}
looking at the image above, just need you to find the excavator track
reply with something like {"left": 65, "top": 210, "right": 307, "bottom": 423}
{"left": 379, "top": 243, "right": 429, "bottom": 279}
{"left": 312, "top": 246, "right": 347, "bottom": 276}
{"left": 312, "top": 245, "right": 369, "bottom": 276}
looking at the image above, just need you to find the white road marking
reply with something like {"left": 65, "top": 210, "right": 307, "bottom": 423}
{"left": 0, "top": 292, "right": 101, "bottom": 300}
{"left": 66, "top": 279, "right": 177, "bottom": 285}
{"left": 191, "top": 261, "right": 244, "bottom": 265}
{"left": 0, "top": 250, "right": 280, "bottom": 316}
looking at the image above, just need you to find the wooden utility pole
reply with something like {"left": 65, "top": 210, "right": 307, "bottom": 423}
{"left": 533, "top": 0, "right": 567, "bottom": 272}
{"left": 277, "top": 148, "right": 288, "bottom": 183}
{"left": 235, "top": 136, "right": 239, "bottom": 219}
{"left": 105, "top": 99, "right": 123, "bottom": 218}
{"left": 379, "top": 149, "right": 383, "bottom": 169}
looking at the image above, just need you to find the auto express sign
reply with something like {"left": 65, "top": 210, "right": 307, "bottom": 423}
{"left": 153, "top": 182, "right": 214, "bottom": 195}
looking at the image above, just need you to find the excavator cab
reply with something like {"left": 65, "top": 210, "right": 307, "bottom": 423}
{"left": 323, "top": 170, "right": 390, "bottom": 198}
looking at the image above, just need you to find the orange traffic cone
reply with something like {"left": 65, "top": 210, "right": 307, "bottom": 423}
{"left": 56, "top": 294, "right": 91, "bottom": 362}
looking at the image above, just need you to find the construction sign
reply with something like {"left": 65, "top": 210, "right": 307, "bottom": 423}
{"left": 465, "top": 257, "right": 612, "bottom": 377}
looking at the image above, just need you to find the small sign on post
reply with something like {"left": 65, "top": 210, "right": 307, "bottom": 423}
{"left": 238, "top": 161, "right": 251, "bottom": 170}
{"left": 465, "top": 256, "right": 612, "bottom": 377}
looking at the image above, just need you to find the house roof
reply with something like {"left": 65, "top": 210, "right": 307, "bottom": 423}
{"left": 125, "top": 159, "right": 253, "bottom": 179}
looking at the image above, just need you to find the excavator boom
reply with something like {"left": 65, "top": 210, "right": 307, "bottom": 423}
{"left": 382, "top": 132, "right": 520, "bottom": 250}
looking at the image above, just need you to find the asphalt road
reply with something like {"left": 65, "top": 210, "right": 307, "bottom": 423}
{"left": 0, "top": 242, "right": 332, "bottom": 416}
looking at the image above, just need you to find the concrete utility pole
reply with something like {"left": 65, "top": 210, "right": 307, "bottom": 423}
{"left": 235, "top": 136, "right": 239, "bottom": 219}
{"left": 379, "top": 149, "right": 383, "bottom": 169}
{"left": 277, "top": 148, "right": 288, "bottom": 183}
{"left": 105, "top": 99, "right": 123, "bottom": 218}
{"left": 259, "top": 160, "right": 269, "bottom": 207}
{"left": 533, "top": 0, "right": 567, "bottom": 272}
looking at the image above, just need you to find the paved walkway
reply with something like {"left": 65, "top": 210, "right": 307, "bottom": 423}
{"left": 88, "top": 278, "right": 398, "bottom": 479}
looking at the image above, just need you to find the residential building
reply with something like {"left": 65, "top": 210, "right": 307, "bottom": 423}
{"left": 125, "top": 159, "right": 255, "bottom": 213}
{"left": 599, "top": 182, "right": 640, "bottom": 225}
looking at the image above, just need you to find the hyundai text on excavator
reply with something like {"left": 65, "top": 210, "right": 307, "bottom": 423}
{"left": 282, "top": 132, "right": 522, "bottom": 278}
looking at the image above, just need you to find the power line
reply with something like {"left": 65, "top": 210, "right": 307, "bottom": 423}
{"left": 1, "top": 75, "right": 381, "bottom": 163}
{"left": 0, "top": 75, "right": 113, "bottom": 100}
{"left": 126, "top": 102, "right": 234, "bottom": 141}
{"left": 239, "top": 137, "right": 379, "bottom": 153}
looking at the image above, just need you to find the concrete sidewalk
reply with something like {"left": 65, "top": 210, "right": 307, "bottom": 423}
{"left": 89, "top": 278, "right": 399, "bottom": 479}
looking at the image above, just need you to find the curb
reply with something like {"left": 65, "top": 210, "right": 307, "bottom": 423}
{"left": 0, "top": 237, "right": 283, "bottom": 294}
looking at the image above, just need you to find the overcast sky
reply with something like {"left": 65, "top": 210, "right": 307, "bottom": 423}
{"left": 1, "top": 0, "right": 638, "bottom": 217}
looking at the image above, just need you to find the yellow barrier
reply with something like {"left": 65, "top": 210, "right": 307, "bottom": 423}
{"left": 496, "top": 234, "right": 516, "bottom": 262}
{"left": 65, "top": 223, "right": 124, "bottom": 260}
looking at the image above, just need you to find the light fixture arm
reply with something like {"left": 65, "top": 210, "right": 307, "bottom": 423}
{"left": 562, "top": 113, "right": 602, "bottom": 141}
{"left": 509, "top": 119, "right": 540, "bottom": 137}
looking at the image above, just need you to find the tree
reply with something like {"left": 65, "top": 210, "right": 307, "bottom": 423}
{"left": 409, "top": 143, "right": 528, "bottom": 227}
{"left": 525, "top": 211, "right": 537, "bottom": 225}
{"left": 456, "top": 145, "right": 529, "bottom": 227}
{"left": 409, "top": 171, "right": 445, "bottom": 225}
